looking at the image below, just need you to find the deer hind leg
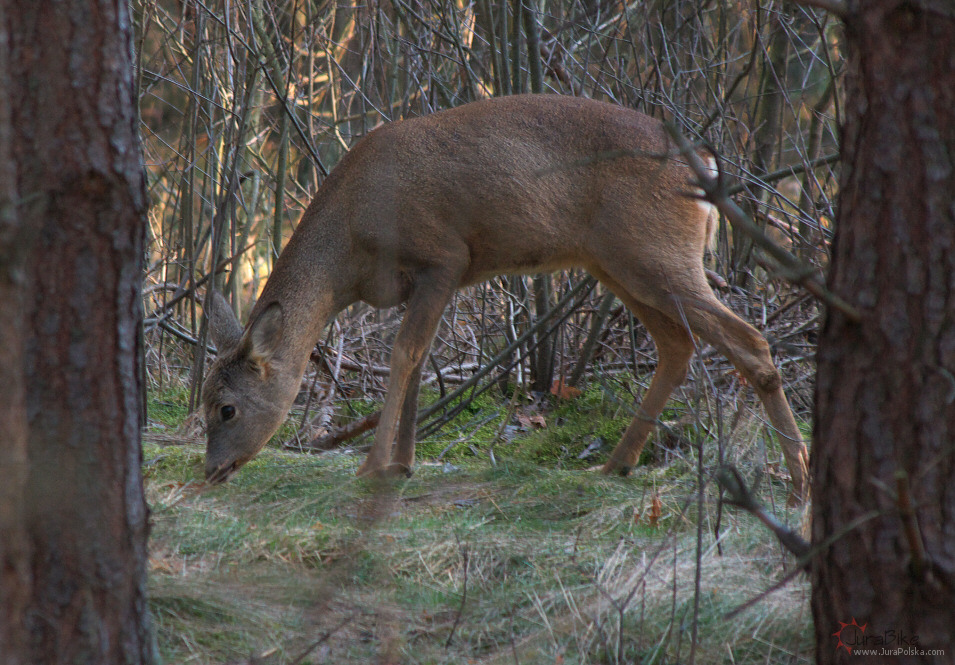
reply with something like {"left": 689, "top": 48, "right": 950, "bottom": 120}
{"left": 597, "top": 293, "right": 696, "bottom": 475}
{"left": 356, "top": 271, "right": 457, "bottom": 478}
{"left": 591, "top": 254, "right": 808, "bottom": 501}
{"left": 676, "top": 291, "right": 810, "bottom": 503}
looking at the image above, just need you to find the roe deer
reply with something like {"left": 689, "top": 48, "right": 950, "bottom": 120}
{"left": 202, "top": 94, "right": 809, "bottom": 502}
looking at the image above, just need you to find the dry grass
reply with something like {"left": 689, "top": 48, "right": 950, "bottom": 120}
{"left": 144, "top": 421, "right": 812, "bottom": 664}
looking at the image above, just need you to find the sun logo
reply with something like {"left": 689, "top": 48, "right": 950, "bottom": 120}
{"left": 832, "top": 617, "right": 867, "bottom": 654}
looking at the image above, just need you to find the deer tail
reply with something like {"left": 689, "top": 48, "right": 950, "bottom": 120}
{"left": 699, "top": 154, "right": 719, "bottom": 253}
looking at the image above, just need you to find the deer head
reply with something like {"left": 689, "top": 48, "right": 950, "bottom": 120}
{"left": 202, "top": 292, "right": 296, "bottom": 483}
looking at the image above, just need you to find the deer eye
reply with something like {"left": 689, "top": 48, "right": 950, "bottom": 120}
{"left": 220, "top": 405, "right": 236, "bottom": 421}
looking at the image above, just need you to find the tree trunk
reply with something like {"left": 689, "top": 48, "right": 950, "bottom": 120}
{"left": 0, "top": 3, "right": 31, "bottom": 660}
{"left": 812, "top": 1, "right": 955, "bottom": 662}
{"left": 1, "top": 1, "right": 155, "bottom": 662}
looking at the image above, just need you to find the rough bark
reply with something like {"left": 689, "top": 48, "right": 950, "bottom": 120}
{"left": 812, "top": 1, "right": 955, "bottom": 662}
{"left": 0, "top": 3, "right": 31, "bottom": 661}
{"left": 2, "top": 1, "right": 155, "bottom": 662}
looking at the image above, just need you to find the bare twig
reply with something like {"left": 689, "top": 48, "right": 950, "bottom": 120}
{"left": 716, "top": 466, "right": 810, "bottom": 564}
{"left": 665, "top": 126, "right": 861, "bottom": 323}
{"left": 896, "top": 471, "right": 928, "bottom": 577}
{"left": 724, "top": 500, "right": 884, "bottom": 619}
{"left": 788, "top": 0, "right": 848, "bottom": 19}
{"left": 289, "top": 613, "right": 356, "bottom": 665}
{"left": 445, "top": 537, "right": 470, "bottom": 648}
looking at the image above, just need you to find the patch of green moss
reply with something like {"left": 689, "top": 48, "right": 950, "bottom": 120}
{"left": 412, "top": 387, "right": 508, "bottom": 461}
{"left": 501, "top": 383, "right": 634, "bottom": 469}
{"left": 146, "top": 385, "right": 191, "bottom": 430}
{"left": 142, "top": 444, "right": 205, "bottom": 482}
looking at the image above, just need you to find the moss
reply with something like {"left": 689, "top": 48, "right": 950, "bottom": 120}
{"left": 146, "top": 385, "right": 192, "bottom": 430}
{"left": 142, "top": 444, "right": 205, "bottom": 482}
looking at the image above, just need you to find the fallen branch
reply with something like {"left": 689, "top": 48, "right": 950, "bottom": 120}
{"left": 307, "top": 348, "right": 478, "bottom": 384}
{"left": 294, "top": 411, "right": 381, "bottom": 451}
{"left": 716, "top": 466, "right": 810, "bottom": 566}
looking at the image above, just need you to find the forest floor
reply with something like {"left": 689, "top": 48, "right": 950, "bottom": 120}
{"left": 143, "top": 380, "right": 813, "bottom": 664}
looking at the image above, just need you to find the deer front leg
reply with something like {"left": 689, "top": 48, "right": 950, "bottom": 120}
{"left": 356, "top": 347, "right": 416, "bottom": 476}
{"left": 389, "top": 357, "right": 426, "bottom": 476}
{"left": 357, "top": 272, "right": 457, "bottom": 478}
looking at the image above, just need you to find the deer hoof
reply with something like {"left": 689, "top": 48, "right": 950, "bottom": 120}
{"left": 356, "top": 461, "right": 413, "bottom": 479}
{"left": 387, "top": 463, "right": 414, "bottom": 478}
{"left": 599, "top": 460, "right": 632, "bottom": 477}
{"left": 356, "top": 461, "right": 386, "bottom": 478}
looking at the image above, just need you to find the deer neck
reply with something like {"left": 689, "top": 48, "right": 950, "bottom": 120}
{"left": 252, "top": 216, "right": 356, "bottom": 383}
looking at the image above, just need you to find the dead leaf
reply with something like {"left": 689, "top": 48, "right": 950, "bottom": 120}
{"left": 648, "top": 493, "right": 662, "bottom": 528}
{"left": 516, "top": 412, "right": 547, "bottom": 429}
{"left": 729, "top": 369, "right": 749, "bottom": 387}
{"left": 549, "top": 378, "right": 582, "bottom": 400}
{"left": 148, "top": 556, "right": 175, "bottom": 574}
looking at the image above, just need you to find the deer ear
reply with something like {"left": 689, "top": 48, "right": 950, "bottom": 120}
{"left": 239, "top": 302, "right": 284, "bottom": 367}
{"left": 207, "top": 291, "right": 243, "bottom": 353}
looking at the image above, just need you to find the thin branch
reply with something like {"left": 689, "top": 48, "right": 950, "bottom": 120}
{"left": 726, "top": 152, "right": 840, "bottom": 197}
{"left": 665, "top": 126, "right": 861, "bottom": 323}
{"left": 717, "top": 466, "right": 810, "bottom": 565}
{"left": 788, "top": 0, "right": 848, "bottom": 19}
{"left": 445, "top": 538, "right": 470, "bottom": 648}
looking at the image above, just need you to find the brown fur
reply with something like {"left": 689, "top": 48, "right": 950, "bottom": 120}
{"left": 202, "top": 95, "right": 809, "bottom": 501}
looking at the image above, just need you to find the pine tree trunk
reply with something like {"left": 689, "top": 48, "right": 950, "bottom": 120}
{"left": 1, "top": 1, "right": 155, "bottom": 662}
{"left": 812, "top": 2, "right": 955, "bottom": 661}
{"left": 0, "top": 3, "right": 31, "bottom": 658}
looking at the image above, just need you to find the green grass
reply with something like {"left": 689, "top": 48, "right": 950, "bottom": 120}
{"left": 147, "top": 385, "right": 192, "bottom": 429}
{"left": 146, "top": 456, "right": 812, "bottom": 663}
{"left": 145, "top": 387, "right": 812, "bottom": 665}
